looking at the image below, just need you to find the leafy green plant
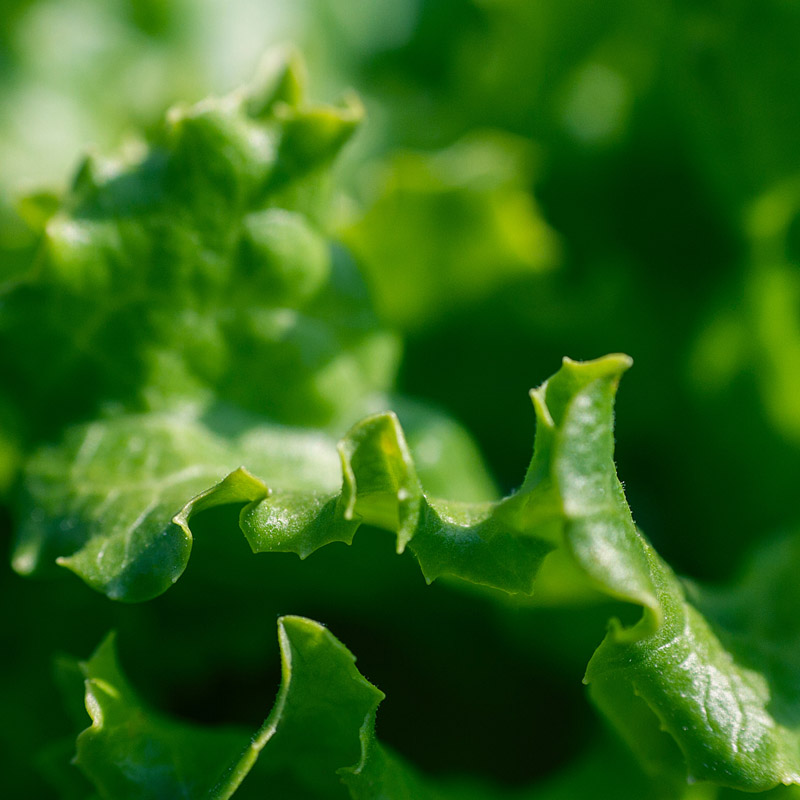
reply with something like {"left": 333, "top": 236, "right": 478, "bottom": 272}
{"left": 4, "top": 49, "right": 800, "bottom": 800}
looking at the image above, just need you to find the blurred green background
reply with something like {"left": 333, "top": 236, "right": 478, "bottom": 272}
{"left": 4, "top": 1, "right": 800, "bottom": 797}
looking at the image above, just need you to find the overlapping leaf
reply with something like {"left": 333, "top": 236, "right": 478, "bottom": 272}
{"left": 13, "top": 357, "right": 623, "bottom": 603}
{"left": 6, "top": 39, "right": 800, "bottom": 799}
{"left": 24, "top": 346, "right": 800, "bottom": 795}
{"left": 7, "top": 49, "right": 498, "bottom": 601}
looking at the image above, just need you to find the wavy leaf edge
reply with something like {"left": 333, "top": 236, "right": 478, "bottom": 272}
{"left": 54, "top": 353, "right": 800, "bottom": 793}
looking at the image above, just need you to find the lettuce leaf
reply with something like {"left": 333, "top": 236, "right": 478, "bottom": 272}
{"left": 9, "top": 47, "right": 800, "bottom": 798}
{"left": 69, "top": 618, "right": 381, "bottom": 799}
{"left": 68, "top": 617, "right": 694, "bottom": 800}
{"left": 17, "top": 302, "right": 800, "bottom": 789}
{"left": 0, "top": 50, "right": 392, "bottom": 450}
{"left": 7, "top": 50, "right": 500, "bottom": 600}
{"left": 32, "top": 347, "right": 800, "bottom": 794}
{"left": 342, "top": 132, "right": 560, "bottom": 331}
{"left": 14, "top": 355, "right": 630, "bottom": 602}
{"left": 73, "top": 632, "right": 250, "bottom": 799}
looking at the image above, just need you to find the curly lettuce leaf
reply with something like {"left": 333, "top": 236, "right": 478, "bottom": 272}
{"left": 6, "top": 49, "right": 496, "bottom": 608}
{"left": 70, "top": 617, "right": 385, "bottom": 800}
{"left": 586, "top": 557, "right": 800, "bottom": 790}
{"left": 12, "top": 395, "right": 495, "bottom": 601}
{"left": 4, "top": 48, "right": 508, "bottom": 613}
{"left": 12, "top": 406, "right": 338, "bottom": 600}
{"left": 526, "top": 363, "right": 800, "bottom": 791}
{"left": 588, "top": 527, "right": 800, "bottom": 791}
{"left": 73, "top": 632, "right": 250, "bottom": 799}
{"left": 247, "top": 353, "right": 800, "bottom": 792}
{"left": 15, "top": 357, "right": 631, "bottom": 602}
{"left": 521, "top": 358, "right": 800, "bottom": 792}
{"left": 67, "top": 617, "right": 711, "bottom": 800}
{"left": 0, "top": 49, "right": 393, "bottom": 454}
{"left": 40, "top": 351, "right": 800, "bottom": 793}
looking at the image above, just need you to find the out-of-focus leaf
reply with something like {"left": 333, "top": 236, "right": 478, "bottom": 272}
{"left": 8, "top": 52, "right": 494, "bottom": 601}
{"left": 344, "top": 132, "right": 559, "bottom": 331}
{"left": 0, "top": 49, "right": 390, "bottom": 456}
{"left": 672, "top": 2, "right": 800, "bottom": 204}
{"left": 691, "top": 178, "right": 800, "bottom": 444}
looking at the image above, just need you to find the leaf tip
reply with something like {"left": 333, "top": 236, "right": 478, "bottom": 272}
{"left": 55, "top": 553, "right": 76, "bottom": 573}
{"left": 277, "top": 614, "right": 329, "bottom": 649}
{"left": 561, "top": 352, "right": 633, "bottom": 377}
{"left": 529, "top": 385, "right": 554, "bottom": 427}
{"left": 247, "top": 43, "right": 308, "bottom": 115}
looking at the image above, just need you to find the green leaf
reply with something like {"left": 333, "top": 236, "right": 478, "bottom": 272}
{"left": 48, "top": 346, "right": 797, "bottom": 795}
{"left": 12, "top": 397, "right": 495, "bottom": 602}
{"left": 12, "top": 406, "right": 339, "bottom": 601}
{"left": 72, "top": 632, "right": 251, "bottom": 800}
{"left": 586, "top": 552, "right": 800, "bottom": 791}
{"left": 68, "top": 618, "right": 708, "bottom": 800}
{"left": 69, "top": 618, "right": 385, "bottom": 800}
{"left": 0, "top": 49, "right": 392, "bottom": 457}
{"left": 239, "top": 407, "right": 549, "bottom": 594}
{"left": 212, "top": 616, "right": 384, "bottom": 799}
{"left": 250, "top": 349, "right": 800, "bottom": 793}
{"left": 20, "top": 336, "right": 800, "bottom": 792}
{"left": 343, "top": 132, "right": 560, "bottom": 331}
{"left": 509, "top": 354, "right": 800, "bottom": 792}
{"left": 520, "top": 359, "right": 800, "bottom": 791}
{"left": 242, "top": 355, "right": 641, "bottom": 598}
{"left": 586, "top": 523, "right": 800, "bottom": 791}
{"left": 14, "top": 355, "right": 633, "bottom": 603}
